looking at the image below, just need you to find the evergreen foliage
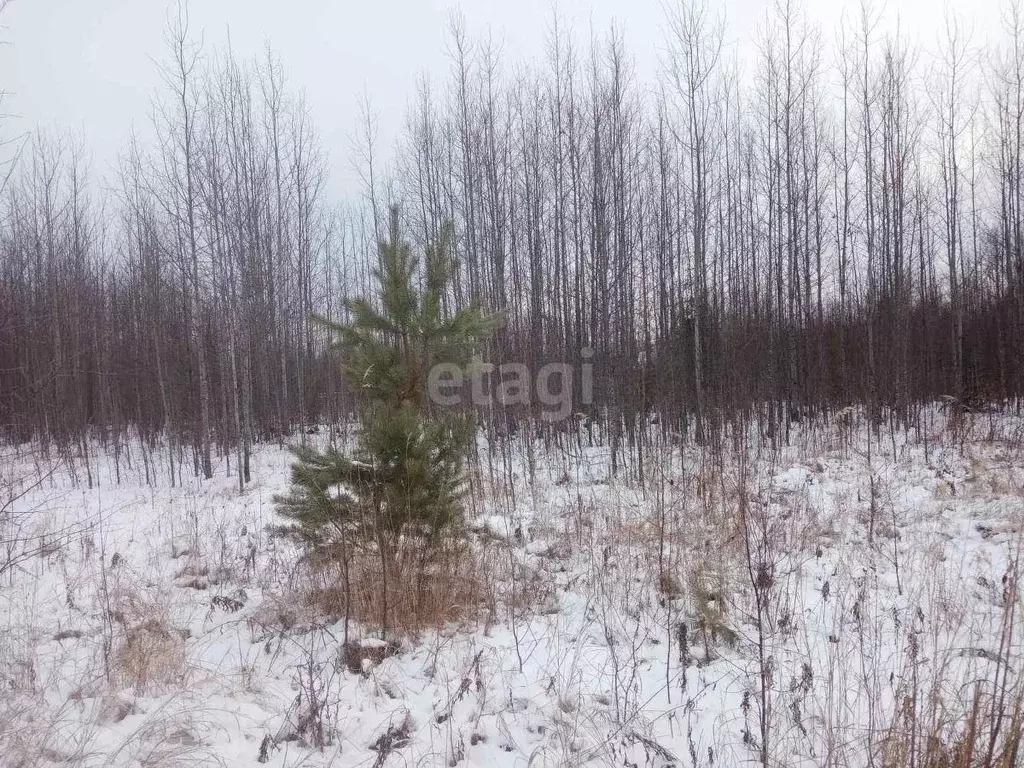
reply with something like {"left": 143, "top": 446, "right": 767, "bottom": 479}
{"left": 275, "top": 209, "right": 501, "bottom": 551}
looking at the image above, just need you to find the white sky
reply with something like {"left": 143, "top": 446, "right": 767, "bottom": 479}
{"left": 0, "top": 0, "right": 1010, "bottom": 199}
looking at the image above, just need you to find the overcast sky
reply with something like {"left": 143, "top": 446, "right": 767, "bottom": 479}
{"left": 0, "top": 0, "right": 1009, "bottom": 199}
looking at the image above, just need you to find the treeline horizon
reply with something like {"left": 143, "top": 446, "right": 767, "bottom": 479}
{"left": 1, "top": 0, "right": 1023, "bottom": 478}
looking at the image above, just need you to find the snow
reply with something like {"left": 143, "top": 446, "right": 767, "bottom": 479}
{"left": 1, "top": 413, "right": 1022, "bottom": 766}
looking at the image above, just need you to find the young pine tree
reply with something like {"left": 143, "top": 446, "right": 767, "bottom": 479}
{"left": 275, "top": 208, "right": 500, "bottom": 580}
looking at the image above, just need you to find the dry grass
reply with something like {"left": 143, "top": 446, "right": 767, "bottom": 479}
{"left": 113, "top": 617, "right": 187, "bottom": 693}
{"left": 879, "top": 522, "right": 1023, "bottom": 768}
{"left": 300, "top": 537, "right": 498, "bottom": 637}
{"left": 4, "top": 415, "right": 1023, "bottom": 766}
{"left": 106, "top": 583, "right": 188, "bottom": 693}
{"left": 881, "top": 687, "right": 1024, "bottom": 768}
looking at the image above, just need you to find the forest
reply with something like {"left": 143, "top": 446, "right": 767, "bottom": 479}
{"left": 3, "top": 0, "right": 1023, "bottom": 472}
{"left": 2, "top": 1, "right": 1024, "bottom": 766}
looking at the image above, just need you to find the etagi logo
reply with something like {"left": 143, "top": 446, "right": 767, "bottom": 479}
{"left": 427, "top": 348, "right": 594, "bottom": 422}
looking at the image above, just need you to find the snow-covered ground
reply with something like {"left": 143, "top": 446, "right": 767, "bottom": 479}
{"left": 1, "top": 411, "right": 1022, "bottom": 767}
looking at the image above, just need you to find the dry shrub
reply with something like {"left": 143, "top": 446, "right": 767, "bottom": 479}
{"left": 369, "top": 710, "right": 413, "bottom": 766}
{"left": 657, "top": 569, "right": 683, "bottom": 598}
{"left": 340, "top": 637, "right": 402, "bottom": 675}
{"left": 0, "top": 695, "right": 93, "bottom": 767}
{"left": 881, "top": 688, "right": 1023, "bottom": 768}
{"left": 103, "top": 699, "right": 223, "bottom": 768}
{"left": 302, "top": 537, "right": 492, "bottom": 637}
{"left": 881, "top": 554, "right": 1023, "bottom": 768}
{"left": 0, "top": 696, "right": 45, "bottom": 767}
{"left": 113, "top": 617, "right": 186, "bottom": 693}
{"left": 500, "top": 552, "right": 560, "bottom": 619}
{"left": 107, "top": 584, "right": 186, "bottom": 693}
{"left": 248, "top": 591, "right": 304, "bottom": 639}
{"left": 686, "top": 563, "right": 739, "bottom": 653}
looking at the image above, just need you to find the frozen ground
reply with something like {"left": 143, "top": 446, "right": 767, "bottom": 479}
{"left": 1, "top": 411, "right": 1022, "bottom": 767}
